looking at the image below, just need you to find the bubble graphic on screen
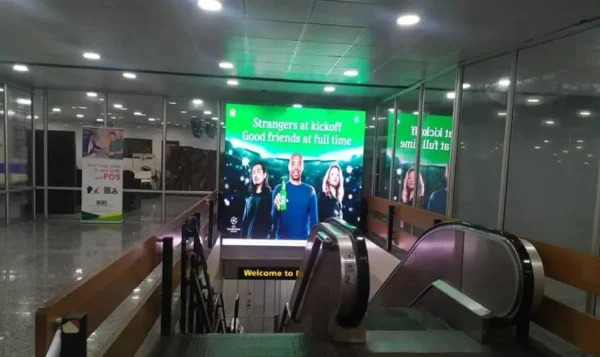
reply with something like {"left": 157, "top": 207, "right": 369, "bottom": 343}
{"left": 346, "top": 166, "right": 353, "bottom": 174}
{"left": 229, "top": 108, "right": 236, "bottom": 117}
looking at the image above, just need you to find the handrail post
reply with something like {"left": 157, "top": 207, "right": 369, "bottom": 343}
{"left": 161, "top": 237, "right": 173, "bottom": 336}
{"left": 208, "top": 200, "right": 215, "bottom": 248}
{"left": 60, "top": 314, "right": 87, "bottom": 357}
{"left": 233, "top": 293, "right": 240, "bottom": 333}
{"left": 387, "top": 205, "right": 395, "bottom": 252}
{"left": 180, "top": 224, "right": 188, "bottom": 334}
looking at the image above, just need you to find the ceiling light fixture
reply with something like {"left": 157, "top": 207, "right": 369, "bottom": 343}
{"left": 16, "top": 98, "right": 31, "bottom": 105}
{"left": 169, "top": 102, "right": 177, "bottom": 105}
{"left": 388, "top": 108, "right": 394, "bottom": 113}
{"left": 212, "top": 117, "right": 218, "bottom": 120}
{"left": 534, "top": 146, "right": 541, "bottom": 150}
{"left": 52, "top": 108, "right": 61, "bottom": 112}
{"left": 204, "top": 110, "right": 212, "bottom": 115}
{"left": 577, "top": 139, "right": 584, "bottom": 143}
{"left": 543, "top": 140, "right": 549, "bottom": 143}
{"left": 198, "top": 0, "right": 222, "bottom": 11}
{"left": 13, "top": 64, "right": 29, "bottom": 72}
{"left": 122, "top": 72, "right": 137, "bottom": 79}
{"left": 397, "top": 14, "right": 420, "bottom": 27}
{"left": 79, "top": 106, "right": 87, "bottom": 109}
{"left": 219, "top": 61, "right": 234, "bottom": 69}
{"left": 293, "top": 104, "right": 302, "bottom": 108}
{"left": 544, "top": 119, "right": 555, "bottom": 125}
{"left": 413, "top": 111, "right": 419, "bottom": 115}
{"left": 227, "top": 79, "right": 239, "bottom": 86}
{"left": 96, "top": 118, "right": 103, "bottom": 122}
{"left": 579, "top": 110, "right": 591, "bottom": 117}
{"left": 193, "top": 99, "right": 203, "bottom": 105}
{"left": 324, "top": 86, "right": 335, "bottom": 93}
{"left": 134, "top": 111, "right": 143, "bottom": 116}
{"left": 446, "top": 92, "right": 456, "bottom": 99}
{"left": 77, "top": 114, "right": 84, "bottom": 118}
{"left": 87, "top": 92, "right": 97, "bottom": 98}
{"left": 113, "top": 104, "right": 123, "bottom": 109}
{"left": 148, "top": 118, "right": 156, "bottom": 122}
{"left": 0, "top": 88, "right": 4, "bottom": 92}
{"left": 344, "top": 69, "right": 359, "bottom": 77}
{"left": 527, "top": 98, "right": 540, "bottom": 103}
{"left": 498, "top": 78, "right": 510, "bottom": 87}
{"left": 83, "top": 52, "right": 101, "bottom": 60}
{"left": 181, "top": 111, "right": 187, "bottom": 114}
{"left": 462, "top": 83, "right": 471, "bottom": 89}
{"left": 497, "top": 112, "right": 507, "bottom": 116}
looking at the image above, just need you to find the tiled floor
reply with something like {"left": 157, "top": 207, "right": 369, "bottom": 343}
{"left": 0, "top": 220, "right": 162, "bottom": 357}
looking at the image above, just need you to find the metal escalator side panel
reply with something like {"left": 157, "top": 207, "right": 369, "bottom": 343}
{"left": 369, "top": 224, "right": 530, "bottom": 324}
{"left": 519, "top": 238, "right": 545, "bottom": 314}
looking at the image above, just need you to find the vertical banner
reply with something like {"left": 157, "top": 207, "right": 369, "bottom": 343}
{"left": 221, "top": 103, "right": 366, "bottom": 240}
{"left": 81, "top": 127, "right": 124, "bottom": 223}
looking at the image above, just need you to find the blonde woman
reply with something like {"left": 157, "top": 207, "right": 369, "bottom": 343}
{"left": 402, "top": 167, "right": 425, "bottom": 207}
{"left": 318, "top": 164, "right": 344, "bottom": 221}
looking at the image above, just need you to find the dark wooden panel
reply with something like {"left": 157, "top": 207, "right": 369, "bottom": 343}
{"left": 532, "top": 296, "right": 600, "bottom": 356}
{"left": 367, "top": 196, "right": 390, "bottom": 216}
{"left": 527, "top": 239, "right": 600, "bottom": 296}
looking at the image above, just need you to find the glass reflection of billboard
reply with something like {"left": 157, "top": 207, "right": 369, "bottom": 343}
{"left": 221, "top": 103, "right": 366, "bottom": 240}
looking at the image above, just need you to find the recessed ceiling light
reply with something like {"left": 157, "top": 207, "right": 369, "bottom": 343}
{"left": 113, "top": 103, "right": 123, "bottom": 109}
{"left": 204, "top": 110, "right": 212, "bottom": 115}
{"left": 77, "top": 114, "right": 84, "bottom": 118}
{"left": 16, "top": 98, "right": 31, "bottom": 105}
{"left": 344, "top": 69, "right": 359, "bottom": 77}
{"left": 79, "top": 106, "right": 87, "bottom": 109}
{"left": 212, "top": 117, "right": 218, "bottom": 120}
{"left": 83, "top": 52, "right": 101, "bottom": 60}
{"left": 181, "top": 111, "right": 187, "bottom": 114}
{"left": 169, "top": 102, "right": 177, "bottom": 105}
{"left": 72, "top": 106, "right": 77, "bottom": 109}
{"left": 397, "top": 14, "right": 420, "bottom": 27}
{"left": 497, "top": 112, "right": 507, "bottom": 116}
{"left": 293, "top": 104, "right": 302, "bottom": 108}
{"left": 543, "top": 139, "right": 549, "bottom": 143}
{"left": 193, "top": 99, "right": 203, "bottom": 105}
{"left": 579, "top": 110, "right": 591, "bottom": 117}
{"left": 148, "top": 118, "right": 156, "bottom": 122}
{"left": 7, "top": 110, "right": 14, "bottom": 116}
{"left": 99, "top": 98, "right": 104, "bottom": 101}
{"left": 562, "top": 150, "right": 568, "bottom": 154}
{"left": 462, "top": 83, "right": 471, "bottom": 89}
{"left": 122, "top": 72, "right": 136, "bottom": 79}
{"left": 87, "top": 92, "right": 97, "bottom": 98}
{"left": 577, "top": 139, "right": 584, "bottom": 143}
{"left": 534, "top": 146, "right": 541, "bottom": 149}
{"left": 498, "top": 78, "right": 510, "bottom": 87}
{"left": 388, "top": 108, "right": 394, "bottom": 112}
{"left": 96, "top": 118, "right": 103, "bottom": 122}
{"left": 576, "top": 146, "right": 583, "bottom": 150}
{"left": 13, "top": 64, "right": 28, "bottom": 72}
{"left": 52, "top": 107, "right": 61, "bottom": 112}
{"left": 121, "top": 107, "right": 127, "bottom": 111}
{"left": 0, "top": 88, "right": 3, "bottom": 92}
{"left": 446, "top": 92, "right": 456, "bottom": 99}
{"left": 527, "top": 98, "right": 540, "bottom": 103}
{"left": 26, "top": 115, "right": 31, "bottom": 119}
{"left": 134, "top": 111, "right": 143, "bottom": 116}
{"left": 219, "top": 61, "right": 234, "bottom": 69}
{"left": 587, "top": 154, "right": 593, "bottom": 158}
{"left": 412, "top": 111, "right": 419, "bottom": 115}
{"left": 34, "top": 115, "right": 39, "bottom": 119}
{"left": 198, "top": 0, "right": 222, "bottom": 11}
{"left": 324, "top": 86, "right": 335, "bottom": 92}
{"left": 544, "top": 119, "right": 555, "bottom": 125}
{"left": 227, "top": 79, "right": 239, "bottom": 86}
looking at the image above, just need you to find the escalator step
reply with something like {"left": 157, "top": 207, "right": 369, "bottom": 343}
{"left": 364, "top": 308, "right": 451, "bottom": 331}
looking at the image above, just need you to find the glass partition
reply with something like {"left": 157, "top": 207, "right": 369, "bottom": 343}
{"left": 453, "top": 55, "right": 512, "bottom": 227}
{"left": 375, "top": 99, "right": 395, "bottom": 199}
{"left": 394, "top": 89, "right": 421, "bottom": 205}
{"left": 421, "top": 72, "right": 456, "bottom": 214}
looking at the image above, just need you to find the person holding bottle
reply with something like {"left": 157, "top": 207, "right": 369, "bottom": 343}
{"left": 270, "top": 153, "right": 318, "bottom": 240}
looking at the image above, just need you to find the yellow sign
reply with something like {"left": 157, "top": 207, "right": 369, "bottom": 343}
{"left": 237, "top": 267, "right": 302, "bottom": 280}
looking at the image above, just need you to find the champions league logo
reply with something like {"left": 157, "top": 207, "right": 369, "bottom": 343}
{"left": 228, "top": 216, "right": 240, "bottom": 234}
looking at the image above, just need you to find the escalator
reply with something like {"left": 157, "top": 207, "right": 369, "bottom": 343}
{"left": 150, "top": 219, "right": 544, "bottom": 356}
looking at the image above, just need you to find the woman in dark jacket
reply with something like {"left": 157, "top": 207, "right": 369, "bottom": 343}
{"left": 318, "top": 163, "right": 344, "bottom": 222}
{"left": 241, "top": 162, "right": 272, "bottom": 238}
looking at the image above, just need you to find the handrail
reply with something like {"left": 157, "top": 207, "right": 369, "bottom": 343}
{"left": 365, "top": 195, "right": 600, "bottom": 356}
{"left": 410, "top": 280, "right": 492, "bottom": 318}
{"left": 35, "top": 192, "right": 216, "bottom": 357}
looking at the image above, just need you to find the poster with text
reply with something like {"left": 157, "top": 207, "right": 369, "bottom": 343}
{"left": 387, "top": 112, "right": 452, "bottom": 213}
{"left": 81, "top": 127, "right": 124, "bottom": 223}
{"left": 221, "top": 103, "right": 366, "bottom": 240}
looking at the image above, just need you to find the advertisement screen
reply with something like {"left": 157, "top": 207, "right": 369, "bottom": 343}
{"left": 388, "top": 112, "right": 452, "bottom": 213}
{"left": 221, "top": 103, "right": 366, "bottom": 240}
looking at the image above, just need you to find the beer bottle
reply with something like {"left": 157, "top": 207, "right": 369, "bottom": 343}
{"left": 279, "top": 177, "right": 287, "bottom": 211}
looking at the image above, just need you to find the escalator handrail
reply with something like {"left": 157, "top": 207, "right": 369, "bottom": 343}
{"left": 325, "top": 218, "right": 370, "bottom": 327}
{"left": 377, "top": 220, "right": 536, "bottom": 327}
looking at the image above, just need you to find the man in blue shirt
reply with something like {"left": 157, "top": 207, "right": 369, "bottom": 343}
{"left": 271, "top": 154, "right": 318, "bottom": 240}
{"left": 427, "top": 166, "right": 448, "bottom": 214}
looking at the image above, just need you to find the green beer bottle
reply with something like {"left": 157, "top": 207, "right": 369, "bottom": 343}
{"left": 279, "top": 177, "right": 287, "bottom": 211}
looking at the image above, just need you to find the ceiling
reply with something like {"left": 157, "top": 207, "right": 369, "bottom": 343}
{"left": 0, "top": 0, "right": 599, "bottom": 96}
